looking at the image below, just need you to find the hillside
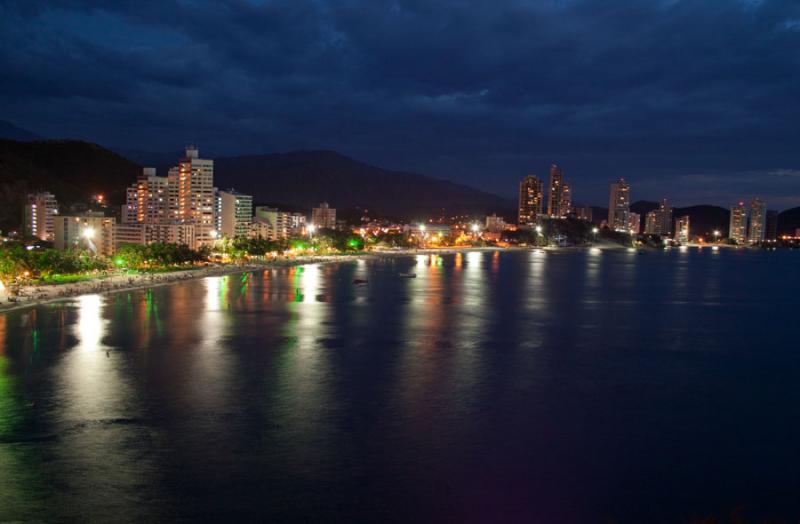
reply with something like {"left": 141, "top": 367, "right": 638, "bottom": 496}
{"left": 777, "top": 207, "right": 800, "bottom": 235}
{"left": 630, "top": 201, "right": 729, "bottom": 236}
{"left": 212, "top": 150, "right": 514, "bottom": 218}
{"left": 0, "top": 139, "right": 139, "bottom": 231}
{"left": 0, "top": 141, "right": 515, "bottom": 232}
{"left": 0, "top": 120, "right": 42, "bottom": 141}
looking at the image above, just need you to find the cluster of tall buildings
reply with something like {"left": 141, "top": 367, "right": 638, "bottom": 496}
{"left": 23, "top": 146, "right": 335, "bottom": 256}
{"left": 518, "top": 164, "right": 572, "bottom": 226}
{"left": 518, "top": 170, "right": 771, "bottom": 245}
{"left": 729, "top": 199, "right": 767, "bottom": 244}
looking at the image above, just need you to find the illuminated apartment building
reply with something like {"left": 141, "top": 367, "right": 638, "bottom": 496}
{"left": 729, "top": 202, "right": 747, "bottom": 243}
{"left": 518, "top": 175, "right": 545, "bottom": 226}
{"left": 25, "top": 192, "right": 59, "bottom": 241}
{"left": 608, "top": 178, "right": 631, "bottom": 232}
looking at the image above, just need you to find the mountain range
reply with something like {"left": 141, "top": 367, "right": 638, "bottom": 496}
{"left": 1, "top": 119, "right": 799, "bottom": 236}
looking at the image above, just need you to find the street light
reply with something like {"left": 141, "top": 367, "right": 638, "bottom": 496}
{"left": 307, "top": 224, "right": 317, "bottom": 236}
{"left": 82, "top": 227, "right": 95, "bottom": 239}
{"left": 470, "top": 223, "right": 480, "bottom": 233}
{"left": 592, "top": 227, "right": 599, "bottom": 234}
{"left": 209, "top": 230, "right": 219, "bottom": 239}
{"left": 535, "top": 225, "right": 543, "bottom": 234}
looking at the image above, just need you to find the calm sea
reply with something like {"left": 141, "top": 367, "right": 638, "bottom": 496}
{"left": 1, "top": 249, "right": 800, "bottom": 523}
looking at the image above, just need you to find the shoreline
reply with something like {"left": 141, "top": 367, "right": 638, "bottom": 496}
{"left": 0, "top": 247, "right": 507, "bottom": 313}
{"left": 0, "top": 243, "right": 744, "bottom": 313}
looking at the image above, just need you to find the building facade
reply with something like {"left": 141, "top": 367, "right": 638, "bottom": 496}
{"left": 54, "top": 215, "right": 116, "bottom": 256}
{"left": 485, "top": 213, "right": 507, "bottom": 232}
{"left": 546, "top": 164, "right": 571, "bottom": 218}
{"left": 629, "top": 212, "right": 641, "bottom": 234}
{"left": 168, "top": 146, "right": 216, "bottom": 245}
{"left": 729, "top": 202, "right": 748, "bottom": 243}
{"left": 25, "top": 192, "right": 59, "bottom": 241}
{"left": 747, "top": 198, "right": 766, "bottom": 244}
{"left": 608, "top": 178, "right": 631, "bottom": 232}
{"left": 675, "top": 215, "right": 690, "bottom": 243}
{"left": 311, "top": 202, "right": 336, "bottom": 229}
{"left": 218, "top": 189, "right": 253, "bottom": 238}
{"left": 518, "top": 175, "right": 545, "bottom": 226}
{"left": 253, "top": 207, "right": 291, "bottom": 240}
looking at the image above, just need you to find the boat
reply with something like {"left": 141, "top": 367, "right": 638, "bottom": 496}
{"left": 353, "top": 278, "right": 369, "bottom": 285}
{"left": 399, "top": 272, "right": 417, "bottom": 278}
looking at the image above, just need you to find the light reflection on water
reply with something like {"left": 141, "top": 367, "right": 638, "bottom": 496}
{"left": 0, "top": 250, "right": 799, "bottom": 522}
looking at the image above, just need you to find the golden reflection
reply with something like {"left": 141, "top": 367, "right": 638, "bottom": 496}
{"left": 271, "top": 263, "right": 333, "bottom": 469}
{"left": 526, "top": 249, "right": 547, "bottom": 312}
{"left": 75, "top": 294, "right": 105, "bottom": 352}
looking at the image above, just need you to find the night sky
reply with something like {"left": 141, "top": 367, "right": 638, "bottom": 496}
{"left": 2, "top": 0, "right": 800, "bottom": 208}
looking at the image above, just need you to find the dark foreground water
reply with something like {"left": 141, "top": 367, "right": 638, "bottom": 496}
{"left": 2, "top": 249, "right": 800, "bottom": 523}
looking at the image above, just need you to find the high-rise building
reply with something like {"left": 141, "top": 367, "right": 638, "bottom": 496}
{"left": 25, "top": 192, "right": 59, "bottom": 241}
{"left": 608, "top": 178, "right": 631, "bottom": 232}
{"left": 546, "top": 164, "right": 571, "bottom": 218}
{"left": 729, "top": 202, "right": 747, "bottom": 243}
{"left": 168, "top": 146, "right": 215, "bottom": 245}
{"left": 645, "top": 211, "right": 658, "bottom": 235}
{"left": 657, "top": 199, "right": 673, "bottom": 237}
{"left": 54, "top": 215, "right": 116, "bottom": 256}
{"left": 629, "top": 212, "right": 641, "bottom": 234}
{"left": 218, "top": 189, "right": 253, "bottom": 238}
{"left": 765, "top": 210, "right": 778, "bottom": 241}
{"left": 518, "top": 175, "right": 545, "bottom": 226}
{"left": 747, "top": 198, "right": 766, "bottom": 244}
{"left": 675, "top": 215, "right": 690, "bottom": 243}
{"left": 311, "top": 202, "right": 336, "bottom": 229}
{"left": 645, "top": 200, "right": 672, "bottom": 236}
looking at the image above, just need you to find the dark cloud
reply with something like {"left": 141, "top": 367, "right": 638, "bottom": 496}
{"left": 1, "top": 0, "right": 800, "bottom": 207}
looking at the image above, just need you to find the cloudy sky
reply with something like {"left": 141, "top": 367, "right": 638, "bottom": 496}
{"left": 2, "top": 0, "right": 800, "bottom": 208}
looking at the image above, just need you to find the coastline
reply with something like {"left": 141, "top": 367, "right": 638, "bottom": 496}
{"left": 0, "top": 243, "right": 737, "bottom": 313}
{"left": 0, "top": 247, "right": 510, "bottom": 313}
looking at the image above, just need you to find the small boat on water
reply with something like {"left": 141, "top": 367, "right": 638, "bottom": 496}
{"left": 399, "top": 272, "right": 417, "bottom": 278}
{"left": 353, "top": 278, "right": 369, "bottom": 285}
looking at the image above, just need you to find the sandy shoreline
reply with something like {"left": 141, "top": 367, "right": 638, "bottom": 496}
{"left": 0, "top": 247, "right": 514, "bottom": 313}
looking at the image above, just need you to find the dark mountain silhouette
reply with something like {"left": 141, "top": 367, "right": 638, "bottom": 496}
{"left": 211, "top": 150, "right": 514, "bottom": 218}
{"left": 0, "top": 139, "right": 139, "bottom": 231}
{"left": 0, "top": 141, "right": 514, "bottom": 232}
{"left": 673, "top": 205, "right": 729, "bottom": 237}
{"left": 777, "top": 207, "right": 800, "bottom": 235}
{"left": 0, "top": 120, "right": 43, "bottom": 141}
{"left": 630, "top": 200, "right": 728, "bottom": 236}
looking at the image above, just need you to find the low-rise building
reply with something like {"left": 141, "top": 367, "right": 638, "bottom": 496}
{"left": 54, "top": 215, "right": 116, "bottom": 256}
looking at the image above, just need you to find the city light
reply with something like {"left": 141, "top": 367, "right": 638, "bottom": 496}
{"left": 209, "top": 230, "right": 219, "bottom": 239}
{"left": 83, "top": 227, "right": 95, "bottom": 239}
{"left": 535, "top": 225, "right": 543, "bottom": 234}
{"left": 419, "top": 224, "right": 426, "bottom": 232}
{"left": 471, "top": 224, "right": 479, "bottom": 233}
{"left": 307, "top": 224, "right": 317, "bottom": 235}
{"left": 592, "top": 227, "right": 599, "bottom": 234}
